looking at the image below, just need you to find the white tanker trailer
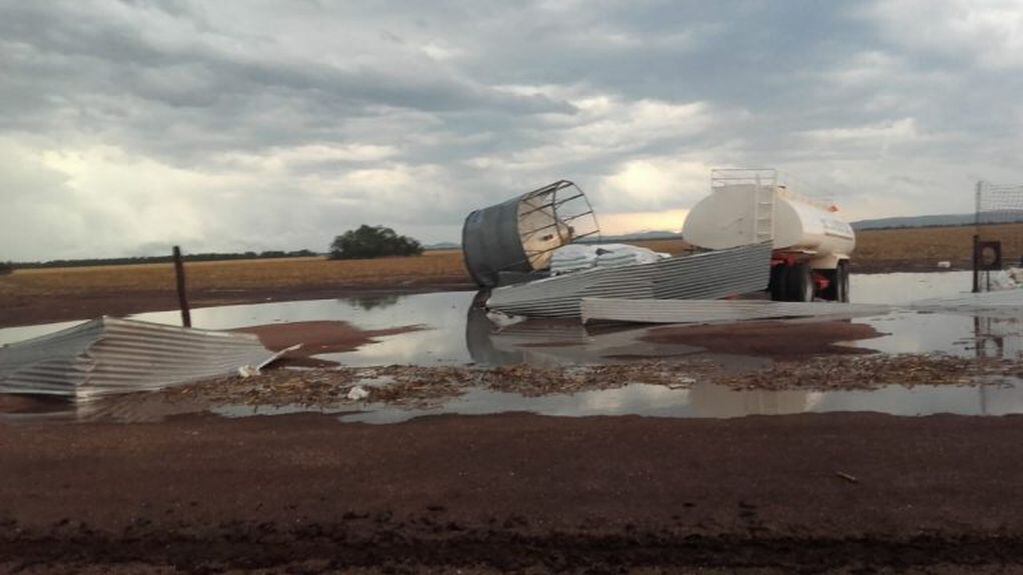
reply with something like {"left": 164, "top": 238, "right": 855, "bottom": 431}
{"left": 682, "top": 169, "right": 855, "bottom": 302}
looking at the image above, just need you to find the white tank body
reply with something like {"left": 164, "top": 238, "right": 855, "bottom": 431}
{"left": 682, "top": 184, "right": 855, "bottom": 264}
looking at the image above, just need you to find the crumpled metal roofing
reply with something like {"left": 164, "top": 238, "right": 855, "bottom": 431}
{"left": 581, "top": 298, "right": 891, "bottom": 324}
{"left": 486, "top": 242, "right": 773, "bottom": 318}
{"left": 0, "top": 317, "right": 275, "bottom": 401}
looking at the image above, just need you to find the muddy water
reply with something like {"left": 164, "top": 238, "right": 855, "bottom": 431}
{"left": 1, "top": 271, "right": 1021, "bottom": 366}
{"left": 3, "top": 270, "right": 1018, "bottom": 364}
{"left": 850, "top": 272, "right": 1023, "bottom": 358}
{"left": 4, "top": 271, "right": 1023, "bottom": 424}
{"left": 205, "top": 379, "right": 1023, "bottom": 424}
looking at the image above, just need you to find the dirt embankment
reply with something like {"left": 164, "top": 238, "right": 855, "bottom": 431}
{"left": 4, "top": 412, "right": 1023, "bottom": 572}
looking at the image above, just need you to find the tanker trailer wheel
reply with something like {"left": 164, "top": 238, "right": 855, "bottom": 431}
{"left": 769, "top": 264, "right": 788, "bottom": 301}
{"left": 786, "top": 263, "right": 814, "bottom": 302}
{"left": 835, "top": 260, "right": 850, "bottom": 303}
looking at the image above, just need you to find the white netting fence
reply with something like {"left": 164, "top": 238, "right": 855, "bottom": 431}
{"left": 977, "top": 181, "right": 1023, "bottom": 225}
{"left": 974, "top": 180, "right": 1023, "bottom": 291}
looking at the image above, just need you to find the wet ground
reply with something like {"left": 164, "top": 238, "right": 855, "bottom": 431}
{"left": 4, "top": 271, "right": 1023, "bottom": 423}
{"left": 6, "top": 411, "right": 1023, "bottom": 573}
{"left": 6, "top": 272, "right": 1023, "bottom": 572}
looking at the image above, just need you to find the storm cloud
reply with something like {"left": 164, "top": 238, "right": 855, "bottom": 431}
{"left": 1, "top": 0, "right": 1021, "bottom": 260}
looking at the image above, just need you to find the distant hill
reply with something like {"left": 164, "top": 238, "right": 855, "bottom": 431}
{"left": 423, "top": 241, "right": 460, "bottom": 251}
{"left": 426, "top": 231, "right": 683, "bottom": 250}
{"left": 579, "top": 230, "right": 683, "bottom": 243}
{"left": 852, "top": 212, "right": 1023, "bottom": 230}
{"left": 851, "top": 214, "right": 975, "bottom": 230}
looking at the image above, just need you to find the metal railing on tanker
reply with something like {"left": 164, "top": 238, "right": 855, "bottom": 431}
{"left": 973, "top": 180, "right": 1023, "bottom": 292}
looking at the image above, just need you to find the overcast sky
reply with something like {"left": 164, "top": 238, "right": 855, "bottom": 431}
{"left": 2, "top": 0, "right": 1022, "bottom": 260}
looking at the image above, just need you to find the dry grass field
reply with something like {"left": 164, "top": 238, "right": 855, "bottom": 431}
{"left": 0, "top": 251, "right": 468, "bottom": 299}
{"left": 0, "top": 241, "right": 697, "bottom": 302}
{"left": 855, "top": 222, "right": 1023, "bottom": 271}
{"left": 2, "top": 225, "right": 1022, "bottom": 327}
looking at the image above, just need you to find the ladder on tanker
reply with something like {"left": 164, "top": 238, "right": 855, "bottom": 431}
{"left": 710, "top": 168, "right": 777, "bottom": 245}
{"left": 751, "top": 173, "right": 775, "bottom": 245}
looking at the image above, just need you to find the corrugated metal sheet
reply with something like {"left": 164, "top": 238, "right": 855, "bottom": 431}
{"left": 0, "top": 317, "right": 274, "bottom": 401}
{"left": 581, "top": 298, "right": 891, "bottom": 324}
{"left": 486, "top": 242, "right": 773, "bottom": 318}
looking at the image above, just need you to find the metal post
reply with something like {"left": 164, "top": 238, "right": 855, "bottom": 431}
{"left": 173, "top": 246, "right": 191, "bottom": 328}
{"left": 972, "top": 234, "right": 980, "bottom": 293}
{"left": 973, "top": 181, "right": 983, "bottom": 293}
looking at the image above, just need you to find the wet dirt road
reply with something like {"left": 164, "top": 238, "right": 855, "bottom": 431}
{"left": 4, "top": 411, "right": 1023, "bottom": 573}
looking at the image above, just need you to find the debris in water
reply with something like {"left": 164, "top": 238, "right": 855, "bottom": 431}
{"left": 158, "top": 352, "right": 1023, "bottom": 413}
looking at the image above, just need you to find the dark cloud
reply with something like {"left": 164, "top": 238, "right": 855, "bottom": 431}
{"left": 1, "top": 0, "right": 1021, "bottom": 260}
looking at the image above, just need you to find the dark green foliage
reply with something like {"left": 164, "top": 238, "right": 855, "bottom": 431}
{"left": 329, "top": 225, "right": 423, "bottom": 260}
{"left": 0, "top": 262, "right": 12, "bottom": 276}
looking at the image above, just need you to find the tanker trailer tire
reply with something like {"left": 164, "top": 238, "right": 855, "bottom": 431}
{"left": 836, "top": 260, "right": 850, "bottom": 303}
{"left": 786, "top": 263, "right": 814, "bottom": 302}
{"left": 769, "top": 265, "right": 788, "bottom": 301}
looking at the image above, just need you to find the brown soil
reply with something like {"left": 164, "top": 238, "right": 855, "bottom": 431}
{"left": 641, "top": 320, "right": 883, "bottom": 359}
{"left": 232, "top": 320, "right": 425, "bottom": 368}
{"left": 4, "top": 412, "right": 1023, "bottom": 572}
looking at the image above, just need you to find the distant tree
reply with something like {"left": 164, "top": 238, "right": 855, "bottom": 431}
{"left": 0, "top": 262, "right": 12, "bottom": 276}
{"left": 329, "top": 225, "right": 423, "bottom": 260}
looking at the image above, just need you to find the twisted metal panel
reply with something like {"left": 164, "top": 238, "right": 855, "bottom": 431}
{"left": 581, "top": 298, "right": 890, "bottom": 324}
{"left": 486, "top": 242, "right": 772, "bottom": 318}
{"left": 0, "top": 317, "right": 273, "bottom": 401}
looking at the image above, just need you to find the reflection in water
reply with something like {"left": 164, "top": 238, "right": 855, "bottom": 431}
{"left": 10, "top": 378, "right": 1021, "bottom": 425}
{"left": 337, "top": 379, "right": 1023, "bottom": 424}
{"left": 464, "top": 304, "right": 705, "bottom": 367}
{"left": 974, "top": 315, "right": 1023, "bottom": 359}
{"left": 346, "top": 294, "right": 401, "bottom": 311}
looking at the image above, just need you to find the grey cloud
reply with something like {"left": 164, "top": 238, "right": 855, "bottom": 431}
{"left": 1, "top": 0, "right": 1021, "bottom": 260}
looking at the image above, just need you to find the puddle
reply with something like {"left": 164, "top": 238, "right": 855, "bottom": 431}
{"left": 849, "top": 270, "right": 1023, "bottom": 359}
{"left": 206, "top": 379, "right": 1023, "bottom": 424}
{"left": 10, "top": 378, "right": 1021, "bottom": 425}
{"left": 7, "top": 270, "right": 1022, "bottom": 425}
{"left": 850, "top": 271, "right": 975, "bottom": 305}
{"left": 2, "top": 271, "right": 1022, "bottom": 369}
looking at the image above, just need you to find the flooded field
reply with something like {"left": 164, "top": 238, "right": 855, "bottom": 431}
{"left": 3, "top": 271, "right": 1023, "bottom": 423}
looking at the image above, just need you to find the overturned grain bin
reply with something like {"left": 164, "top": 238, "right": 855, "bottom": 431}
{"left": 462, "top": 180, "right": 599, "bottom": 287}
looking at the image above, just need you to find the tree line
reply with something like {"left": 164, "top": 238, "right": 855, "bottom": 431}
{"left": 0, "top": 225, "right": 426, "bottom": 273}
{"left": 6, "top": 250, "right": 319, "bottom": 270}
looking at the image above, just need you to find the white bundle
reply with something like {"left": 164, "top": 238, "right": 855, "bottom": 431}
{"left": 550, "top": 244, "right": 601, "bottom": 275}
{"left": 987, "top": 270, "right": 1020, "bottom": 291}
{"left": 594, "top": 245, "right": 661, "bottom": 268}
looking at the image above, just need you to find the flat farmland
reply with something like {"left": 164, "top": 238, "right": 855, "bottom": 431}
{"left": 0, "top": 252, "right": 473, "bottom": 327}
{"left": 2, "top": 225, "right": 1021, "bottom": 327}
{"left": 854, "top": 222, "right": 1023, "bottom": 272}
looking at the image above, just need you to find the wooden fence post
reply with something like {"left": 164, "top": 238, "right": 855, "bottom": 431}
{"left": 173, "top": 246, "right": 192, "bottom": 328}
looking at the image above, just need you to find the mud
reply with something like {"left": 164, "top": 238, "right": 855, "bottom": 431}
{"left": 233, "top": 320, "right": 424, "bottom": 368}
{"left": 5, "top": 412, "right": 1023, "bottom": 572}
{"left": 641, "top": 320, "right": 884, "bottom": 359}
{"left": 129, "top": 353, "right": 1023, "bottom": 417}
